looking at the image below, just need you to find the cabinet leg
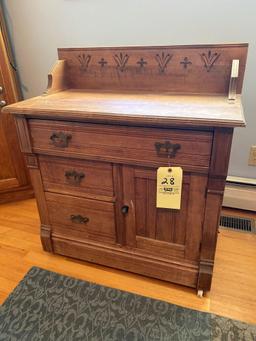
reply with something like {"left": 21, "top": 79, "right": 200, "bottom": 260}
{"left": 197, "top": 260, "right": 214, "bottom": 292}
{"left": 40, "top": 224, "right": 53, "bottom": 252}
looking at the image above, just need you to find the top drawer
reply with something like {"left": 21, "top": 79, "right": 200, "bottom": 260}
{"left": 28, "top": 119, "right": 213, "bottom": 171}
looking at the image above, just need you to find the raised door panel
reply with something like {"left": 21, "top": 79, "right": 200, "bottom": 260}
{"left": 123, "top": 166, "right": 207, "bottom": 263}
{"left": 0, "top": 111, "right": 29, "bottom": 191}
{"left": 0, "top": 118, "right": 17, "bottom": 186}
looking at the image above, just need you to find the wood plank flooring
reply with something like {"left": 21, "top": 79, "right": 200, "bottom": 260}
{"left": 0, "top": 199, "right": 255, "bottom": 324}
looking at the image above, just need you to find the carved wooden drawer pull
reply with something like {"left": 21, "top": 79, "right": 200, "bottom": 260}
{"left": 65, "top": 170, "right": 85, "bottom": 185}
{"left": 50, "top": 131, "right": 72, "bottom": 148}
{"left": 155, "top": 141, "right": 181, "bottom": 157}
{"left": 70, "top": 214, "right": 89, "bottom": 224}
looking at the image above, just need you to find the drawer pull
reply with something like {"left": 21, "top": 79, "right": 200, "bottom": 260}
{"left": 70, "top": 214, "right": 89, "bottom": 224}
{"left": 65, "top": 170, "right": 85, "bottom": 184}
{"left": 50, "top": 131, "right": 72, "bottom": 148}
{"left": 155, "top": 141, "right": 181, "bottom": 157}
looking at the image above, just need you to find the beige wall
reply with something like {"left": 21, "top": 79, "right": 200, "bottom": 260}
{"left": 2, "top": 0, "right": 256, "bottom": 178}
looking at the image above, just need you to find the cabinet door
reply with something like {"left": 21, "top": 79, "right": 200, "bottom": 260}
{"left": 122, "top": 166, "right": 207, "bottom": 263}
{"left": 0, "top": 111, "right": 27, "bottom": 187}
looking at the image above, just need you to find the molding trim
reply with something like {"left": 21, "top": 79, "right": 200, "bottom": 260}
{"left": 223, "top": 183, "right": 256, "bottom": 211}
{"left": 226, "top": 175, "right": 256, "bottom": 186}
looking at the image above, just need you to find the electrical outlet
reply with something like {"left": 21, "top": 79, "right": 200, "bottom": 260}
{"left": 248, "top": 145, "right": 256, "bottom": 166}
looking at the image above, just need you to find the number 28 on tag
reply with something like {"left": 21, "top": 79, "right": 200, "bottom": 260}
{"left": 156, "top": 167, "right": 183, "bottom": 209}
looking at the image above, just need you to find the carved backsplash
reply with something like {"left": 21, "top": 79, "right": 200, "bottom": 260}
{"left": 58, "top": 44, "right": 248, "bottom": 94}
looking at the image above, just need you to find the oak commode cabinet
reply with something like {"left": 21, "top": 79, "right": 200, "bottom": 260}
{"left": 4, "top": 44, "right": 248, "bottom": 295}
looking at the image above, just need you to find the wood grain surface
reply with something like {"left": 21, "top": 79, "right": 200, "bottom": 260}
{"left": 28, "top": 119, "right": 213, "bottom": 172}
{"left": 57, "top": 44, "right": 248, "bottom": 94}
{"left": 4, "top": 90, "right": 246, "bottom": 128}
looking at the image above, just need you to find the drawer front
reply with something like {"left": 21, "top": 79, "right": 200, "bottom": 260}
{"left": 46, "top": 192, "right": 116, "bottom": 245}
{"left": 39, "top": 155, "right": 114, "bottom": 200}
{"left": 29, "top": 119, "right": 213, "bottom": 170}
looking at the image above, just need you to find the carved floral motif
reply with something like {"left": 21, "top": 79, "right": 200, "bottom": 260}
{"left": 200, "top": 50, "right": 220, "bottom": 72}
{"left": 113, "top": 53, "right": 129, "bottom": 72}
{"left": 75, "top": 50, "right": 222, "bottom": 74}
{"left": 77, "top": 54, "right": 91, "bottom": 72}
{"left": 155, "top": 52, "right": 173, "bottom": 73}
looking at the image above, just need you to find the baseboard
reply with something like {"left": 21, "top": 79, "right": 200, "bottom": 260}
{"left": 226, "top": 176, "right": 256, "bottom": 186}
{"left": 0, "top": 185, "right": 34, "bottom": 204}
{"left": 223, "top": 177, "right": 256, "bottom": 211}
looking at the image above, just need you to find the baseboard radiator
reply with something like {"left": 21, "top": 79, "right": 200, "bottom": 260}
{"left": 223, "top": 176, "right": 256, "bottom": 211}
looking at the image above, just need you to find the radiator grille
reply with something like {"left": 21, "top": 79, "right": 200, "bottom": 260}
{"left": 220, "top": 215, "right": 255, "bottom": 233}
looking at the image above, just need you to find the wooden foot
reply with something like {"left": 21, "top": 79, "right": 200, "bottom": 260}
{"left": 40, "top": 224, "right": 53, "bottom": 252}
{"left": 197, "top": 260, "right": 214, "bottom": 292}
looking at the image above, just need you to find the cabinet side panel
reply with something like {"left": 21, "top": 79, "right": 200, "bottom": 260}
{"left": 198, "top": 128, "right": 233, "bottom": 291}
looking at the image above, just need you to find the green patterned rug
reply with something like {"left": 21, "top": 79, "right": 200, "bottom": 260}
{"left": 0, "top": 267, "right": 255, "bottom": 340}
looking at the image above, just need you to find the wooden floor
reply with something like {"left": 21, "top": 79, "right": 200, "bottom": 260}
{"left": 0, "top": 199, "right": 255, "bottom": 325}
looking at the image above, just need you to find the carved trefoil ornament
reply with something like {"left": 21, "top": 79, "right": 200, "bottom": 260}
{"left": 180, "top": 57, "right": 192, "bottom": 69}
{"left": 155, "top": 52, "right": 173, "bottom": 73}
{"left": 25, "top": 154, "right": 38, "bottom": 169}
{"left": 77, "top": 54, "right": 91, "bottom": 72}
{"left": 98, "top": 58, "right": 108, "bottom": 68}
{"left": 137, "top": 58, "right": 147, "bottom": 68}
{"left": 113, "top": 53, "right": 129, "bottom": 72}
{"left": 200, "top": 50, "right": 221, "bottom": 72}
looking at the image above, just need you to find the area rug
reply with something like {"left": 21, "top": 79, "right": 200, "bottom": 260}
{"left": 0, "top": 267, "right": 255, "bottom": 340}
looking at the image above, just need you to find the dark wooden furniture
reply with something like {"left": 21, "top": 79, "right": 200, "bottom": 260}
{"left": 0, "top": 6, "right": 33, "bottom": 203}
{"left": 4, "top": 44, "right": 248, "bottom": 295}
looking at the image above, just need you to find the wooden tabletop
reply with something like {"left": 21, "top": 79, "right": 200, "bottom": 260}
{"left": 4, "top": 89, "right": 246, "bottom": 128}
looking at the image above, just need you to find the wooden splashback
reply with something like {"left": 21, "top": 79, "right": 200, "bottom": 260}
{"left": 58, "top": 44, "right": 248, "bottom": 94}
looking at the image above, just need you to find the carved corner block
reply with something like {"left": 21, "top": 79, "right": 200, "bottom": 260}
{"left": 197, "top": 260, "right": 214, "bottom": 291}
{"left": 40, "top": 224, "right": 53, "bottom": 252}
{"left": 25, "top": 153, "right": 38, "bottom": 169}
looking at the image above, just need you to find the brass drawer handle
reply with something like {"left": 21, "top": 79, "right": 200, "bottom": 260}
{"left": 50, "top": 131, "right": 72, "bottom": 148}
{"left": 65, "top": 170, "right": 85, "bottom": 185}
{"left": 155, "top": 141, "right": 181, "bottom": 157}
{"left": 70, "top": 214, "right": 89, "bottom": 224}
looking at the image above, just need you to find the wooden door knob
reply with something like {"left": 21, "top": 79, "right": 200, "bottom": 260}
{"left": 0, "top": 100, "right": 6, "bottom": 107}
{"left": 121, "top": 205, "right": 129, "bottom": 214}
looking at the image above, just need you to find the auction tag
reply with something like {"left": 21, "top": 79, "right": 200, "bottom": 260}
{"left": 156, "top": 167, "right": 183, "bottom": 209}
